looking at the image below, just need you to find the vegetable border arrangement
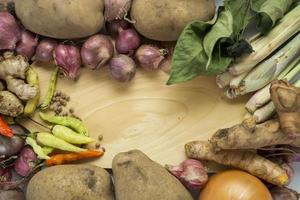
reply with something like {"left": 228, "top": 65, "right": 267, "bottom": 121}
{"left": 0, "top": 0, "right": 300, "bottom": 199}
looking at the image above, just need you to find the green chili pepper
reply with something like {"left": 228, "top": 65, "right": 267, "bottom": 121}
{"left": 40, "top": 67, "right": 59, "bottom": 110}
{"left": 42, "top": 146, "right": 54, "bottom": 155}
{"left": 37, "top": 132, "right": 86, "bottom": 152}
{"left": 24, "top": 67, "right": 40, "bottom": 115}
{"left": 52, "top": 125, "right": 94, "bottom": 144}
{"left": 39, "top": 112, "right": 89, "bottom": 136}
{"left": 26, "top": 137, "right": 50, "bottom": 159}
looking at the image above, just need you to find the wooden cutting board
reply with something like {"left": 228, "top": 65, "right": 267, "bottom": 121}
{"left": 21, "top": 62, "right": 248, "bottom": 169}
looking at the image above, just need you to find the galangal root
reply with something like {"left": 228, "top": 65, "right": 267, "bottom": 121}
{"left": 210, "top": 118, "right": 300, "bottom": 150}
{"left": 271, "top": 80, "right": 300, "bottom": 137}
{"left": 185, "top": 141, "right": 289, "bottom": 186}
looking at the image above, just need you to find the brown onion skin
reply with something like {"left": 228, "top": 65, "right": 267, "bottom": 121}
{"left": 116, "top": 28, "right": 141, "bottom": 54}
{"left": 53, "top": 44, "right": 81, "bottom": 80}
{"left": 109, "top": 54, "right": 136, "bottom": 82}
{"left": 16, "top": 29, "right": 38, "bottom": 60}
{"left": 0, "top": 11, "right": 21, "bottom": 50}
{"left": 81, "top": 34, "right": 114, "bottom": 70}
{"left": 199, "top": 170, "right": 272, "bottom": 200}
{"left": 34, "top": 38, "right": 57, "bottom": 62}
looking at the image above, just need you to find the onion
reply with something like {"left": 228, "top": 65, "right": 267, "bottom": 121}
{"left": 166, "top": 159, "right": 208, "bottom": 190}
{"left": 135, "top": 45, "right": 167, "bottom": 70}
{"left": 0, "top": 11, "right": 20, "bottom": 50}
{"left": 0, "top": 168, "right": 12, "bottom": 183}
{"left": 53, "top": 44, "right": 81, "bottom": 79}
{"left": 104, "top": 0, "right": 132, "bottom": 22}
{"left": 14, "top": 146, "right": 37, "bottom": 177}
{"left": 270, "top": 186, "right": 300, "bottom": 200}
{"left": 81, "top": 34, "right": 114, "bottom": 70}
{"left": 106, "top": 20, "right": 130, "bottom": 37}
{"left": 109, "top": 54, "right": 136, "bottom": 82}
{"left": 116, "top": 28, "right": 141, "bottom": 54}
{"left": 15, "top": 30, "right": 38, "bottom": 60}
{"left": 199, "top": 170, "right": 272, "bottom": 200}
{"left": 34, "top": 38, "right": 58, "bottom": 62}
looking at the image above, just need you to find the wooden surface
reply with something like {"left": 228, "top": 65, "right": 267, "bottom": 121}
{"left": 22, "top": 62, "right": 248, "bottom": 169}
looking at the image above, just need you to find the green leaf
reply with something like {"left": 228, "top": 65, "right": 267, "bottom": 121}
{"left": 252, "top": 0, "right": 296, "bottom": 34}
{"left": 167, "top": 18, "right": 217, "bottom": 85}
{"left": 204, "top": 9, "right": 234, "bottom": 69}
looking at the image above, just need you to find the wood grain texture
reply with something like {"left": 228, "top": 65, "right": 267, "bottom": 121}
{"left": 21, "top": 62, "right": 248, "bottom": 169}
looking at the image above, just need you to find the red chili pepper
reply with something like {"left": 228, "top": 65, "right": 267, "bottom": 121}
{"left": 0, "top": 116, "right": 13, "bottom": 138}
{"left": 45, "top": 150, "right": 104, "bottom": 166}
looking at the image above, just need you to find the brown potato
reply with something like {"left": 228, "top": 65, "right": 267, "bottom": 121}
{"left": 131, "top": 0, "right": 216, "bottom": 41}
{"left": 113, "top": 150, "right": 193, "bottom": 200}
{"left": 26, "top": 165, "right": 114, "bottom": 200}
{"left": 15, "top": 0, "right": 104, "bottom": 39}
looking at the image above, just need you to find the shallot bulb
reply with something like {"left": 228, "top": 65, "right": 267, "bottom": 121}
{"left": 0, "top": 168, "right": 12, "bottom": 183}
{"left": 166, "top": 159, "right": 208, "bottom": 190}
{"left": 116, "top": 28, "right": 141, "bottom": 54}
{"left": 104, "top": 0, "right": 132, "bottom": 21}
{"left": 34, "top": 38, "right": 58, "bottom": 62}
{"left": 135, "top": 45, "right": 167, "bottom": 70}
{"left": 271, "top": 186, "right": 300, "bottom": 200}
{"left": 81, "top": 35, "right": 114, "bottom": 70}
{"left": 14, "top": 146, "right": 37, "bottom": 177}
{"left": 53, "top": 44, "right": 81, "bottom": 79}
{"left": 0, "top": 11, "right": 20, "bottom": 50}
{"left": 109, "top": 54, "right": 136, "bottom": 82}
{"left": 16, "top": 30, "right": 38, "bottom": 60}
{"left": 106, "top": 19, "right": 130, "bottom": 37}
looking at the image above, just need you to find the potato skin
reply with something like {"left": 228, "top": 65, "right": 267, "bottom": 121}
{"left": 26, "top": 165, "right": 114, "bottom": 200}
{"left": 113, "top": 150, "right": 193, "bottom": 200}
{"left": 131, "top": 0, "right": 215, "bottom": 41}
{"left": 15, "top": 0, "right": 104, "bottom": 39}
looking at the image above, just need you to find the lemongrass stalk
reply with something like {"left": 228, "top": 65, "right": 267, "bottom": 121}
{"left": 245, "top": 57, "right": 300, "bottom": 112}
{"left": 216, "top": 72, "right": 234, "bottom": 88}
{"left": 229, "top": 72, "right": 248, "bottom": 88}
{"left": 229, "top": 4, "right": 300, "bottom": 75}
{"left": 237, "top": 33, "right": 300, "bottom": 95}
{"left": 253, "top": 101, "right": 276, "bottom": 123}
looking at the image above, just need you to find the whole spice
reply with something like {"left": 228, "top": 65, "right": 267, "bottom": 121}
{"left": 24, "top": 67, "right": 40, "bottom": 115}
{"left": 0, "top": 11, "right": 21, "bottom": 50}
{"left": 53, "top": 44, "right": 81, "bottom": 79}
{"left": 115, "top": 28, "right": 141, "bottom": 54}
{"left": 39, "top": 112, "right": 89, "bottom": 136}
{"left": 40, "top": 67, "right": 59, "bottom": 110}
{"left": 109, "top": 54, "right": 136, "bottom": 82}
{"left": 52, "top": 125, "right": 95, "bottom": 144}
{"left": 104, "top": 0, "right": 132, "bottom": 21}
{"left": 34, "top": 39, "right": 57, "bottom": 62}
{"left": 135, "top": 45, "right": 167, "bottom": 70}
{"left": 37, "top": 132, "right": 86, "bottom": 152}
{"left": 15, "top": 30, "right": 38, "bottom": 60}
{"left": 81, "top": 35, "right": 114, "bottom": 70}
{"left": 271, "top": 80, "right": 300, "bottom": 138}
{"left": 46, "top": 150, "right": 104, "bottom": 166}
{"left": 0, "top": 116, "right": 13, "bottom": 138}
{"left": 26, "top": 137, "right": 50, "bottom": 160}
{"left": 166, "top": 159, "right": 208, "bottom": 190}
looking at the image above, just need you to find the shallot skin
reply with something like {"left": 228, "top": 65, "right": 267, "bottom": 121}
{"left": 81, "top": 34, "right": 114, "bottom": 70}
{"left": 0, "top": 11, "right": 21, "bottom": 50}
{"left": 16, "top": 30, "right": 38, "bottom": 60}
{"left": 104, "top": 0, "right": 132, "bottom": 22}
{"left": 53, "top": 44, "right": 81, "bottom": 80}
{"left": 116, "top": 28, "right": 141, "bottom": 54}
{"left": 135, "top": 45, "right": 167, "bottom": 70}
{"left": 109, "top": 54, "right": 136, "bottom": 82}
{"left": 34, "top": 38, "right": 58, "bottom": 62}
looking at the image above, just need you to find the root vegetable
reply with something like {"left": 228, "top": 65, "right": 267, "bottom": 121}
{"left": 135, "top": 45, "right": 167, "bottom": 70}
{"left": 33, "top": 39, "right": 57, "bottom": 62}
{"left": 106, "top": 19, "right": 130, "bottom": 37}
{"left": 115, "top": 28, "right": 141, "bottom": 54}
{"left": 0, "top": 190, "right": 25, "bottom": 200}
{"left": 0, "top": 91, "right": 23, "bottom": 117}
{"left": 270, "top": 186, "right": 300, "bottom": 200}
{"left": 210, "top": 119, "right": 300, "bottom": 150}
{"left": 0, "top": 53, "right": 29, "bottom": 80}
{"left": 0, "top": 134, "right": 24, "bottom": 157}
{"left": 104, "top": 0, "right": 132, "bottom": 22}
{"left": 109, "top": 54, "right": 136, "bottom": 82}
{"left": 14, "top": 146, "right": 37, "bottom": 177}
{"left": 16, "top": 30, "right": 38, "bottom": 60}
{"left": 185, "top": 141, "right": 289, "bottom": 186}
{"left": 271, "top": 80, "right": 300, "bottom": 137}
{"left": 6, "top": 76, "right": 37, "bottom": 101}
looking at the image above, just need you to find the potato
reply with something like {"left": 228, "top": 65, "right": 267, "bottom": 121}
{"left": 112, "top": 150, "right": 193, "bottom": 200}
{"left": 131, "top": 0, "right": 216, "bottom": 41}
{"left": 26, "top": 165, "right": 114, "bottom": 200}
{"left": 15, "top": 0, "right": 104, "bottom": 39}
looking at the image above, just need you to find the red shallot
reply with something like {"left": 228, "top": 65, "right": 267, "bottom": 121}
{"left": 0, "top": 11, "right": 20, "bottom": 50}
{"left": 16, "top": 30, "right": 38, "bottom": 60}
